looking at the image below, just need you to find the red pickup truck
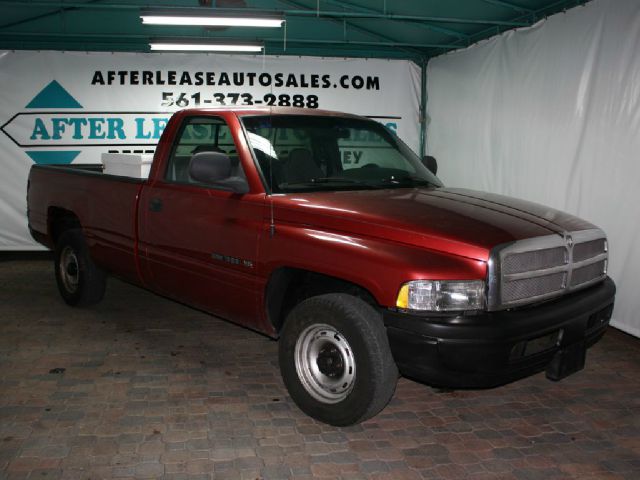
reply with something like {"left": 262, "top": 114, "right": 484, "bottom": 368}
{"left": 27, "top": 107, "right": 616, "bottom": 426}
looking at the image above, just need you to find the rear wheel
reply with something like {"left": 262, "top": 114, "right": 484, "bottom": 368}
{"left": 54, "top": 229, "right": 106, "bottom": 306}
{"left": 279, "top": 293, "right": 398, "bottom": 426}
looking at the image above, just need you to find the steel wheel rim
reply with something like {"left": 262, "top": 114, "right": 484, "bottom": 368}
{"left": 59, "top": 246, "right": 79, "bottom": 294}
{"left": 294, "top": 323, "right": 356, "bottom": 404}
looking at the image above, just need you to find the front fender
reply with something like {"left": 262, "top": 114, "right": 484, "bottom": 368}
{"left": 260, "top": 223, "right": 488, "bottom": 308}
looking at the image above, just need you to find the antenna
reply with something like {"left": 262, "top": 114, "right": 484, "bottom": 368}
{"left": 268, "top": 104, "right": 276, "bottom": 237}
{"left": 265, "top": 54, "right": 276, "bottom": 238}
{"left": 269, "top": 152, "right": 276, "bottom": 237}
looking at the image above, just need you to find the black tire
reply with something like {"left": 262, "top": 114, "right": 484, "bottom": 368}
{"left": 278, "top": 293, "right": 398, "bottom": 426}
{"left": 54, "top": 229, "right": 106, "bottom": 306}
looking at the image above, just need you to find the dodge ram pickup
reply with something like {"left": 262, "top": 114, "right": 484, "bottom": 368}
{"left": 27, "top": 107, "right": 616, "bottom": 426}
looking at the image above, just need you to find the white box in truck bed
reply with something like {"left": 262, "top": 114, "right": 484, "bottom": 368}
{"left": 102, "top": 153, "right": 153, "bottom": 178}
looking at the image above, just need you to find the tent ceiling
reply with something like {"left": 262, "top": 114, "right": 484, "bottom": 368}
{"left": 0, "top": 0, "right": 591, "bottom": 61}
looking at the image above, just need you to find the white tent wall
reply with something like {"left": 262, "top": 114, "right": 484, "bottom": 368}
{"left": 426, "top": 0, "right": 640, "bottom": 337}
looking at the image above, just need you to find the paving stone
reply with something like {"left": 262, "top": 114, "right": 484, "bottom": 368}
{"left": 234, "top": 456, "right": 264, "bottom": 470}
{"left": 159, "top": 474, "right": 189, "bottom": 480}
{"left": 290, "top": 465, "right": 312, "bottom": 476}
{"left": 208, "top": 448, "right": 234, "bottom": 462}
{"left": 112, "top": 465, "right": 136, "bottom": 477}
{"left": 185, "top": 439, "right": 209, "bottom": 451}
{"left": 404, "top": 444, "right": 449, "bottom": 457}
{"left": 320, "top": 432, "right": 348, "bottom": 444}
{"left": 256, "top": 445, "right": 284, "bottom": 457}
{"left": 475, "top": 429, "right": 504, "bottom": 439}
{"left": 494, "top": 447, "right": 525, "bottom": 460}
{"left": 514, "top": 467, "right": 565, "bottom": 479}
{"left": 261, "top": 464, "right": 292, "bottom": 479}
{"left": 185, "top": 459, "right": 214, "bottom": 475}
{"left": 361, "top": 460, "right": 391, "bottom": 473}
{"left": 29, "top": 468, "right": 63, "bottom": 479}
{"left": 134, "top": 462, "right": 165, "bottom": 477}
{"left": 163, "top": 431, "right": 190, "bottom": 443}
{"left": 213, "top": 469, "right": 242, "bottom": 479}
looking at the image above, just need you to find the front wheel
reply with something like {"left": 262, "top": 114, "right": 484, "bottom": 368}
{"left": 279, "top": 293, "right": 398, "bottom": 426}
{"left": 54, "top": 229, "right": 106, "bottom": 306}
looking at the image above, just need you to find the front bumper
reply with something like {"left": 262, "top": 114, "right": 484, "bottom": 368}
{"left": 384, "top": 277, "right": 616, "bottom": 388}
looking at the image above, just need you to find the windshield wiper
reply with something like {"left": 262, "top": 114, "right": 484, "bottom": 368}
{"left": 381, "top": 175, "right": 437, "bottom": 188}
{"left": 281, "top": 177, "right": 378, "bottom": 189}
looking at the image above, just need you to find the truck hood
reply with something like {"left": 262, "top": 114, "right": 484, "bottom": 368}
{"left": 272, "top": 187, "right": 596, "bottom": 261}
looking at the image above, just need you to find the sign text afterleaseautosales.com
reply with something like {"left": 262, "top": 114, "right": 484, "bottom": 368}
{"left": 90, "top": 70, "right": 381, "bottom": 90}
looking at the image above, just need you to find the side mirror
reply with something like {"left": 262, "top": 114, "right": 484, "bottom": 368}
{"left": 422, "top": 155, "right": 438, "bottom": 175}
{"left": 189, "top": 152, "right": 249, "bottom": 194}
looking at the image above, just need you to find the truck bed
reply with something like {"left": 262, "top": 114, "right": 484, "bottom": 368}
{"left": 28, "top": 164, "right": 145, "bottom": 284}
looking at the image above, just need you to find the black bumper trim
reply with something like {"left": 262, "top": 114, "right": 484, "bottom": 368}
{"left": 384, "top": 277, "right": 616, "bottom": 388}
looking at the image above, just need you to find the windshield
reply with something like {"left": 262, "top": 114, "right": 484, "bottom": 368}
{"left": 241, "top": 115, "right": 443, "bottom": 193}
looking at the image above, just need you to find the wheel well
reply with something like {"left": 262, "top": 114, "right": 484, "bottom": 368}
{"left": 48, "top": 207, "right": 81, "bottom": 244}
{"left": 266, "top": 267, "right": 379, "bottom": 335}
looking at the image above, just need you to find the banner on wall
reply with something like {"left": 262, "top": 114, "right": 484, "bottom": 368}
{"left": 0, "top": 51, "right": 421, "bottom": 249}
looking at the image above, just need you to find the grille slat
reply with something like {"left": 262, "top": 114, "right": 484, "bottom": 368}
{"left": 573, "top": 239, "right": 606, "bottom": 262}
{"left": 503, "top": 247, "right": 566, "bottom": 274}
{"left": 503, "top": 272, "right": 566, "bottom": 303}
{"left": 571, "top": 260, "right": 606, "bottom": 287}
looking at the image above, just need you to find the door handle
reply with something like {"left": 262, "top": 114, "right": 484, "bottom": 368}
{"left": 149, "top": 197, "right": 163, "bottom": 212}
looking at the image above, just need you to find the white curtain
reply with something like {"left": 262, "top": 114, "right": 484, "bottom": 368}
{"left": 426, "top": 0, "right": 640, "bottom": 337}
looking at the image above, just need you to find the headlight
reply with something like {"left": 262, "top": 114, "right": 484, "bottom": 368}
{"left": 396, "top": 280, "right": 485, "bottom": 311}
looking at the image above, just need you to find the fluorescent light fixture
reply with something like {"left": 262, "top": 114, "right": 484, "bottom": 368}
{"left": 141, "top": 8, "right": 284, "bottom": 28}
{"left": 149, "top": 39, "right": 263, "bottom": 53}
{"left": 143, "top": 16, "right": 283, "bottom": 28}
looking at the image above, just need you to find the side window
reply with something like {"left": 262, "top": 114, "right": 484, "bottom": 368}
{"left": 165, "top": 116, "right": 243, "bottom": 184}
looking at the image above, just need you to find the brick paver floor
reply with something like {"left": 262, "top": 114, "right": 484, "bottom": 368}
{"left": 1, "top": 256, "right": 639, "bottom": 479}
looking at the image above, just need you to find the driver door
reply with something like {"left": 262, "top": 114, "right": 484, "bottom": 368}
{"left": 138, "top": 114, "right": 265, "bottom": 327}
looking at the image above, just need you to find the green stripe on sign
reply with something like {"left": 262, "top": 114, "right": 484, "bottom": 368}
{"left": 26, "top": 151, "right": 80, "bottom": 164}
{"left": 26, "top": 81, "right": 83, "bottom": 109}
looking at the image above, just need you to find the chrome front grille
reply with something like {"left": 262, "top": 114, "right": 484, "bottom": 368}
{"left": 487, "top": 229, "right": 608, "bottom": 310}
